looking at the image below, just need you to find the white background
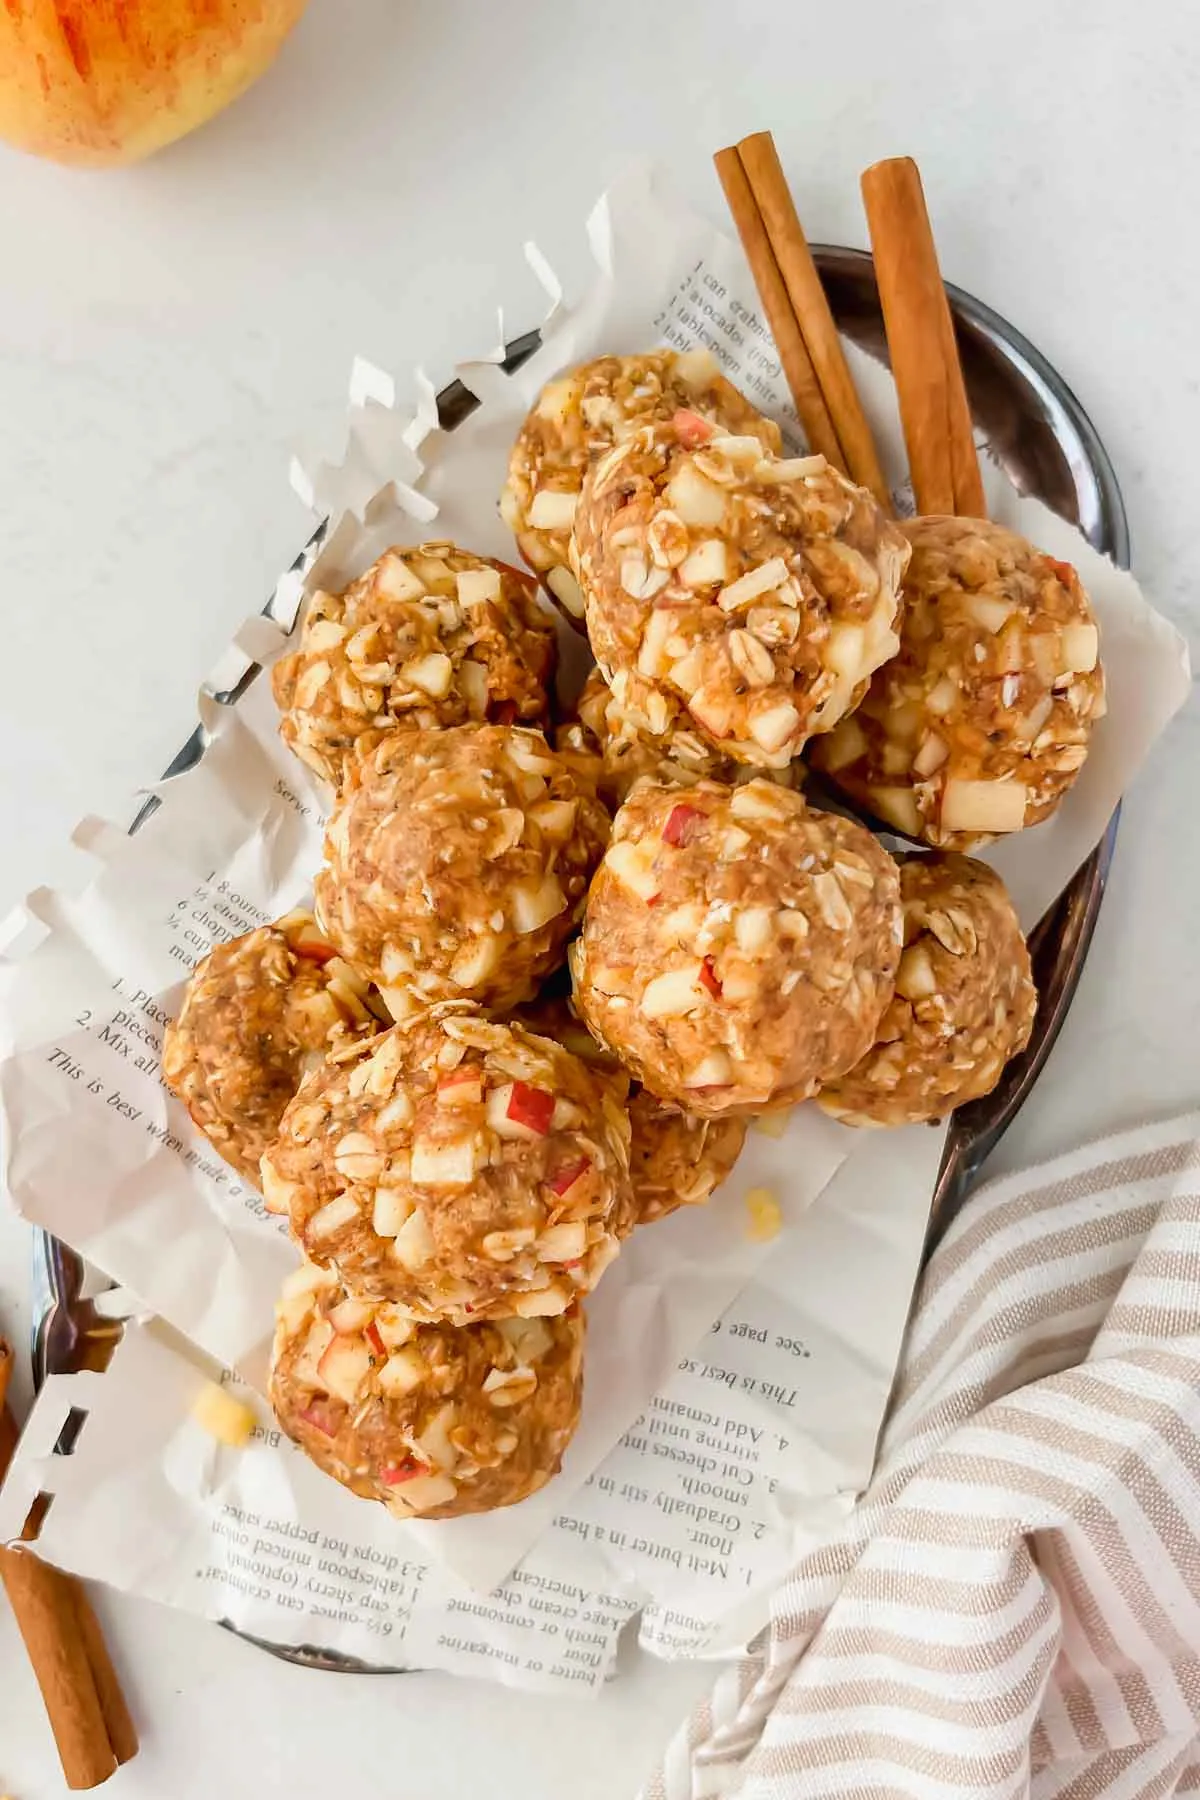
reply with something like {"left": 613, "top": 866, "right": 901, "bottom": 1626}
{"left": 1, "top": 0, "right": 1198, "bottom": 1793}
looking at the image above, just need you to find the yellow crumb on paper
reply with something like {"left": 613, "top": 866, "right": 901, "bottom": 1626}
{"left": 752, "top": 1109, "right": 792, "bottom": 1140}
{"left": 745, "top": 1186, "right": 782, "bottom": 1242}
{"left": 191, "top": 1381, "right": 255, "bottom": 1447}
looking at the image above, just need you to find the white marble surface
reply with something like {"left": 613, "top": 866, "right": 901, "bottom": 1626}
{"left": 2, "top": 0, "right": 1199, "bottom": 1792}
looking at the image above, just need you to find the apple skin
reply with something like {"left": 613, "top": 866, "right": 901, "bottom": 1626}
{"left": 0, "top": 0, "right": 308, "bottom": 168}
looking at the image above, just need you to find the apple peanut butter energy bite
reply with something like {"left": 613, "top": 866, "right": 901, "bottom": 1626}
{"left": 313, "top": 724, "right": 610, "bottom": 1018}
{"left": 270, "top": 1260, "right": 583, "bottom": 1519}
{"left": 628, "top": 1089, "right": 746, "bottom": 1225}
{"left": 272, "top": 544, "right": 557, "bottom": 790}
{"left": 501, "top": 349, "right": 781, "bottom": 628}
{"left": 261, "top": 1011, "right": 634, "bottom": 1322}
{"left": 571, "top": 418, "right": 909, "bottom": 768}
{"left": 162, "top": 910, "right": 377, "bottom": 1187}
{"left": 810, "top": 516, "right": 1105, "bottom": 847}
{"left": 571, "top": 778, "right": 902, "bottom": 1115}
{"left": 818, "top": 852, "right": 1036, "bottom": 1127}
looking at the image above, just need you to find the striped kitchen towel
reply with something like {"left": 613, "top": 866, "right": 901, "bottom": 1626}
{"left": 644, "top": 1110, "right": 1200, "bottom": 1800}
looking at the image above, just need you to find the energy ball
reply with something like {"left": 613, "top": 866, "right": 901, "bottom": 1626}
{"left": 510, "top": 989, "right": 629, "bottom": 1089}
{"left": 261, "top": 1009, "right": 634, "bottom": 1322}
{"left": 558, "top": 666, "right": 805, "bottom": 809}
{"left": 810, "top": 516, "right": 1106, "bottom": 848}
{"left": 272, "top": 544, "right": 557, "bottom": 790}
{"left": 628, "top": 1089, "right": 746, "bottom": 1225}
{"left": 314, "top": 724, "right": 610, "bottom": 1017}
{"left": 818, "top": 852, "right": 1037, "bottom": 1127}
{"left": 572, "top": 419, "right": 908, "bottom": 769}
{"left": 558, "top": 667, "right": 742, "bottom": 807}
{"left": 271, "top": 1259, "right": 583, "bottom": 1519}
{"left": 571, "top": 778, "right": 902, "bottom": 1115}
{"left": 162, "top": 910, "right": 378, "bottom": 1188}
{"left": 501, "top": 349, "right": 781, "bottom": 628}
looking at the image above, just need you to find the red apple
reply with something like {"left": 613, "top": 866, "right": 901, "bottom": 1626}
{"left": 672, "top": 408, "right": 715, "bottom": 449}
{"left": 299, "top": 1397, "right": 343, "bottom": 1439}
{"left": 699, "top": 957, "right": 723, "bottom": 999}
{"left": 0, "top": 0, "right": 307, "bottom": 169}
{"left": 662, "top": 803, "right": 705, "bottom": 847}
{"left": 547, "top": 1155, "right": 591, "bottom": 1198}
{"left": 381, "top": 1456, "right": 430, "bottom": 1486}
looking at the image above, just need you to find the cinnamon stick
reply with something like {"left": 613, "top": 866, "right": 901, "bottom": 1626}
{"left": 0, "top": 1335, "right": 137, "bottom": 1788}
{"left": 860, "top": 156, "right": 985, "bottom": 518}
{"left": 713, "top": 144, "right": 846, "bottom": 470}
{"left": 736, "top": 132, "right": 892, "bottom": 512}
{"left": 0, "top": 1550, "right": 120, "bottom": 1789}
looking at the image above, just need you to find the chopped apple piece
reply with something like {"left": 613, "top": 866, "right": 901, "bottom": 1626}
{"left": 401, "top": 653, "right": 453, "bottom": 699}
{"left": 912, "top": 733, "right": 949, "bottom": 778}
{"left": 747, "top": 701, "right": 801, "bottom": 754}
{"left": 381, "top": 1455, "right": 430, "bottom": 1486}
{"left": 869, "top": 785, "right": 922, "bottom": 838}
{"left": 456, "top": 566, "right": 501, "bottom": 607}
{"left": 529, "top": 798, "right": 577, "bottom": 840}
{"left": 641, "top": 965, "right": 705, "bottom": 1018}
{"left": 537, "top": 1220, "right": 588, "bottom": 1262}
{"left": 604, "top": 840, "right": 660, "bottom": 903}
{"left": 962, "top": 592, "right": 1015, "bottom": 634}
{"left": 316, "top": 1334, "right": 372, "bottom": 1403}
{"left": 378, "top": 1349, "right": 427, "bottom": 1398}
{"left": 385, "top": 1471, "right": 459, "bottom": 1515}
{"left": 666, "top": 462, "right": 727, "bottom": 528}
{"left": 536, "top": 378, "right": 581, "bottom": 424}
{"left": 924, "top": 675, "right": 959, "bottom": 716}
{"left": 896, "top": 944, "right": 939, "bottom": 1001}
{"left": 511, "top": 874, "right": 566, "bottom": 935}
{"left": 546, "top": 1155, "right": 592, "bottom": 1198}
{"left": 671, "top": 406, "right": 716, "bottom": 448}
{"left": 328, "top": 1297, "right": 373, "bottom": 1334}
{"left": 509, "top": 1081, "right": 556, "bottom": 1136}
{"left": 734, "top": 906, "right": 774, "bottom": 955}
{"left": 299, "top": 1397, "right": 344, "bottom": 1438}
{"left": 699, "top": 956, "right": 723, "bottom": 998}
{"left": 305, "top": 1193, "right": 359, "bottom": 1241}
{"left": 689, "top": 685, "right": 735, "bottom": 739}
{"left": 280, "top": 1261, "right": 336, "bottom": 1302}
{"left": 940, "top": 778, "right": 1028, "bottom": 835}
{"left": 437, "top": 1066, "right": 484, "bottom": 1108}
{"left": 745, "top": 1186, "right": 783, "bottom": 1242}
{"left": 192, "top": 1382, "right": 256, "bottom": 1448}
{"left": 685, "top": 1050, "right": 733, "bottom": 1089}
{"left": 547, "top": 565, "right": 586, "bottom": 618}
{"left": 662, "top": 802, "right": 705, "bottom": 846}
{"left": 370, "top": 1180, "right": 413, "bottom": 1238}
{"left": 637, "top": 608, "right": 676, "bottom": 678}
{"left": 391, "top": 1206, "right": 436, "bottom": 1271}
{"left": 449, "top": 933, "right": 501, "bottom": 991}
{"left": 679, "top": 538, "right": 728, "bottom": 589}
{"left": 410, "top": 1135, "right": 478, "bottom": 1187}
{"left": 1060, "top": 622, "right": 1099, "bottom": 674}
{"left": 509, "top": 1284, "right": 571, "bottom": 1318}
{"left": 528, "top": 489, "right": 579, "bottom": 531}
{"left": 373, "top": 1306, "right": 416, "bottom": 1350}
{"left": 376, "top": 554, "right": 426, "bottom": 602}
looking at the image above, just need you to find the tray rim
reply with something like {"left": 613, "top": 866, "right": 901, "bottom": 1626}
{"left": 27, "top": 244, "right": 1128, "bottom": 1675}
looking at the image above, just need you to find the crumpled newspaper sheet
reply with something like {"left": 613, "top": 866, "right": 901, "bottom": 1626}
{"left": 0, "top": 162, "right": 1188, "bottom": 1688}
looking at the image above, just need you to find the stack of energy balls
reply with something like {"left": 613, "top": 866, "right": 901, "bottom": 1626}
{"left": 163, "top": 349, "right": 1104, "bottom": 1523}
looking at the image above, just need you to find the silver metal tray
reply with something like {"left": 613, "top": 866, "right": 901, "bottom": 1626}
{"left": 29, "top": 246, "right": 1126, "bottom": 1674}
